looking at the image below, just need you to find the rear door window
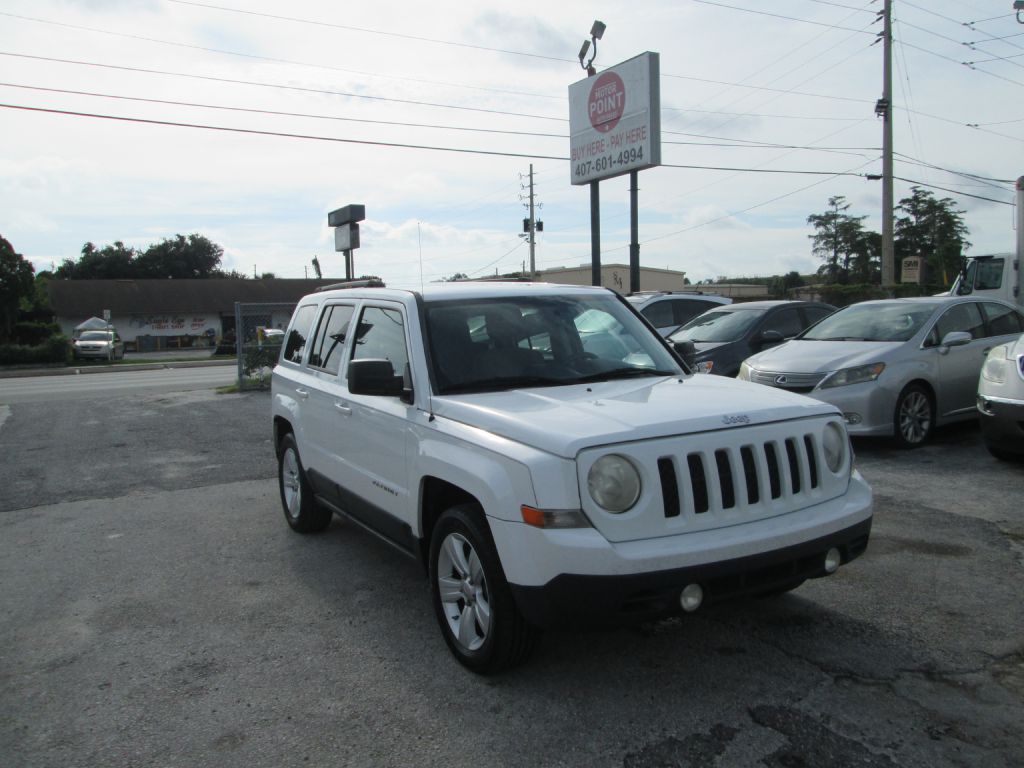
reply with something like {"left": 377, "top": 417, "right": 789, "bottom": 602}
{"left": 282, "top": 304, "right": 318, "bottom": 365}
{"left": 980, "top": 302, "right": 1023, "bottom": 337}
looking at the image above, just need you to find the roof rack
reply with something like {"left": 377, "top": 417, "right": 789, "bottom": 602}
{"left": 315, "top": 278, "right": 385, "bottom": 292}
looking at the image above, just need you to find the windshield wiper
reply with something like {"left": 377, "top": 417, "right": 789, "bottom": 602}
{"left": 572, "top": 368, "right": 676, "bottom": 384}
{"left": 444, "top": 375, "right": 567, "bottom": 393}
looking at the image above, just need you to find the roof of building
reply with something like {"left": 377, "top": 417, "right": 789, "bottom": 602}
{"left": 48, "top": 278, "right": 343, "bottom": 316}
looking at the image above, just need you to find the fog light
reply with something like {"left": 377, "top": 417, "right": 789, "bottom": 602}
{"left": 824, "top": 547, "right": 842, "bottom": 574}
{"left": 680, "top": 583, "right": 704, "bottom": 613}
{"left": 843, "top": 412, "right": 862, "bottom": 425}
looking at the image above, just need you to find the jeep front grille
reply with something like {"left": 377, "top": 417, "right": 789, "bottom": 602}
{"left": 658, "top": 435, "right": 821, "bottom": 519}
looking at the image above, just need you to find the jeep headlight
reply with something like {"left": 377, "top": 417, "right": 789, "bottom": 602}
{"left": 981, "top": 345, "right": 1008, "bottom": 384}
{"left": 819, "top": 362, "right": 885, "bottom": 389}
{"left": 822, "top": 422, "right": 848, "bottom": 474}
{"left": 587, "top": 454, "right": 641, "bottom": 513}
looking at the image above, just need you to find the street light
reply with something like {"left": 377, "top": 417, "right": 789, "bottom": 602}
{"left": 1015, "top": 0, "right": 1024, "bottom": 24}
{"left": 578, "top": 20, "right": 605, "bottom": 76}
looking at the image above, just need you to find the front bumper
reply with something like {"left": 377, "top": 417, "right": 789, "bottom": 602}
{"left": 509, "top": 517, "right": 871, "bottom": 627}
{"left": 978, "top": 394, "right": 1024, "bottom": 454}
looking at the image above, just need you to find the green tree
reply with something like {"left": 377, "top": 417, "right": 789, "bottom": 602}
{"left": 0, "top": 235, "right": 36, "bottom": 341}
{"left": 135, "top": 233, "right": 224, "bottom": 279}
{"left": 807, "top": 196, "right": 871, "bottom": 284}
{"left": 849, "top": 230, "right": 882, "bottom": 284}
{"left": 894, "top": 187, "right": 970, "bottom": 286}
{"left": 55, "top": 241, "right": 140, "bottom": 279}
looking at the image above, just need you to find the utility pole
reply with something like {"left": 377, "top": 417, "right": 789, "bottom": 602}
{"left": 879, "top": 0, "right": 895, "bottom": 287}
{"left": 520, "top": 164, "right": 543, "bottom": 278}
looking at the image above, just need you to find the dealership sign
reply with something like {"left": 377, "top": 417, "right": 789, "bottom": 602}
{"left": 569, "top": 52, "right": 661, "bottom": 185}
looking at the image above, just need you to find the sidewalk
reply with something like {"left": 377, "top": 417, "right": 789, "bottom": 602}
{"left": 0, "top": 349, "right": 237, "bottom": 379}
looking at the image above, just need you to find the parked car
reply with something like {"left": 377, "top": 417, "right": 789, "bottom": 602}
{"left": 738, "top": 296, "right": 1024, "bottom": 448}
{"left": 271, "top": 282, "right": 872, "bottom": 672}
{"left": 977, "top": 331, "right": 1024, "bottom": 460}
{"left": 625, "top": 291, "right": 732, "bottom": 336}
{"left": 72, "top": 330, "right": 125, "bottom": 361}
{"left": 668, "top": 300, "right": 835, "bottom": 377}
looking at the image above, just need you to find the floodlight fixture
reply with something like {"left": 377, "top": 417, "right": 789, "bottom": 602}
{"left": 578, "top": 20, "right": 606, "bottom": 76}
{"left": 590, "top": 20, "right": 606, "bottom": 40}
{"left": 1015, "top": 0, "right": 1024, "bottom": 23}
{"left": 578, "top": 39, "right": 591, "bottom": 64}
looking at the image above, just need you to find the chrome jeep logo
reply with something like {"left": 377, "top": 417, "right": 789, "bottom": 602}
{"left": 723, "top": 414, "right": 750, "bottom": 426}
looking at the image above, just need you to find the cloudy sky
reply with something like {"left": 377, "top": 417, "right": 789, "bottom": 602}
{"left": 1, "top": 0, "right": 1020, "bottom": 288}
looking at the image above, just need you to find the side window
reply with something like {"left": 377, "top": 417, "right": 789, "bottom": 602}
{"left": 282, "top": 304, "right": 318, "bottom": 364}
{"left": 308, "top": 304, "right": 355, "bottom": 375}
{"left": 976, "top": 259, "right": 1004, "bottom": 291}
{"left": 351, "top": 306, "right": 409, "bottom": 374}
{"left": 673, "top": 300, "right": 712, "bottom": 326}
{"left": 981, "top": 302, "right": 1023, "bottom": 337}
{"left": 935, "top": 302, "right": 985, "bottom": 341}
{"left": 641, "top": 301, "right": 673, "bottom": 329}
{"left": 765, "top": 308, "right": 803, "bottom": 338}
{"left": 802, "top": 306, "right": 833, "bottom": 327}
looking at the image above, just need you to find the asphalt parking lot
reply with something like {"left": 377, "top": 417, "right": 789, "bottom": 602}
{"left": 1, "top": 388, "right": 1022, "bottom": 768}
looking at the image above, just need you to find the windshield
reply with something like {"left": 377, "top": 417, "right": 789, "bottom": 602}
{"left": 801, "top": 302, "right": 938, "bottom": 342}
{"left": 425, "top": 294, "right": 682, "bottom": 394}
{"left": 79, "top": 331, "right": 112, "bottom": 341}
{"left": 669, "top": 308, "right": 765, "bottom": 343}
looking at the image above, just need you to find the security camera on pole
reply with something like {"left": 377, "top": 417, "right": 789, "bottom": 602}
{"left": 569, "top": 22, "right": 661, "bottom": 292}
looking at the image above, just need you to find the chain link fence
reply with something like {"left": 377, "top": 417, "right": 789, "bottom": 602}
{"left": 234, "top": 301, "right": 296, "bottom": 391}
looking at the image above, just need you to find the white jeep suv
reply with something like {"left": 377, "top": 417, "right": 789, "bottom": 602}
{"left": 271, "top": 282, "right": 872, "bottom": 673}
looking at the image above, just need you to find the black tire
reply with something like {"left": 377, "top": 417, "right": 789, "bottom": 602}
{"left": 987, "top": 444, "right": 1022, "bottom": 463}
{"left": 893, "top": 383, "right": 934, "bottom": 449}
{"left": 277, "top": 433, "right": 332, "bottom": 533}
{"left": 429, "top": 504, "right": 539, "bottom": 674}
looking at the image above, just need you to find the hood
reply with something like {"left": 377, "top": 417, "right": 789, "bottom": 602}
{"left": 693, "top": 341, "right": 732, "bottom": 356}
{"left": 746, "top": 339, "right": 901, "bottom": 373}
{"left": 430, "top": 375, "right": 837, "bottom": 458}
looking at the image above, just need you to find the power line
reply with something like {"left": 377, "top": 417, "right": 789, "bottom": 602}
{"left": 166, "top": 0, "right": 574, "bottom": 64}
{"left": 0, "top": 51, "right": 568, "bottom": 123}
{"left": 0, "top": 103, "right": 569, "bottom": 160}
{"left": 0, "top": 10, "right": 564, "bottom": 103}
{"left": 0, "top": 82, "right": 567, "bottom": 140}
{"left": 892, "top": 177, "right": 1014, "bottom": 205}
{"left": 689, "top": 0, "right": 876, "bottom": 34}
{"left": 0, "top": 101, "right": 885, "bottom": 179}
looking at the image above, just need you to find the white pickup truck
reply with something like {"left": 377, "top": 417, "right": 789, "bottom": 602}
{"left": 271, "top": 281, "right": 873, "bottom": 672}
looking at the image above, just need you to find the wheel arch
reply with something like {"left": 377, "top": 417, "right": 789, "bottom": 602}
{"left": 418, "top": 477, "right": 483, "bottom": 572}
{"left": 273, "top": 415, "right": 294, "bottom": 457}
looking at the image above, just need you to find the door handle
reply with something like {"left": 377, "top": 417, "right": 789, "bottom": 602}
{"left": 334, "top": 402, "right": 352, "bottom": 416}
{"left": 294, "top": 387, "right": 309, "bottom": 399}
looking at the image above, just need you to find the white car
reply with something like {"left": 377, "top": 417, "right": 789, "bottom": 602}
{"left": 977, "top": 332, "right": 1024, "bottom": 460}
{"left": 271, "top": 282, "right": 872, "bottom": 672}
{"left": 739, "top": 296, "right": 1024, "bottom": 448}
{"left": 625, "top": 291, "right": 732, "bottom": 336}
{"left": 72, "top": 330, "right": 125, "bottom": 361}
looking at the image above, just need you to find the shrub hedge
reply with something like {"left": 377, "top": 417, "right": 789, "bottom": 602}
{"left": 0, "top": 336, "right": 71, "bottom": 366}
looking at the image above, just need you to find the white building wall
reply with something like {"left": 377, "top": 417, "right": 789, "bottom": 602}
{"left": 536, "top": 264, "right": 688, "bottom": 295}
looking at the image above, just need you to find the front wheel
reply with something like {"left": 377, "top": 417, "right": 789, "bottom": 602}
{"left": 429, "top": 504, "right": 538, "bottom": 674}
{"left": 893, "top": 384, "right": 934, "bottom": 449}
{"left": 278, "top": 434, "right": 332, "bottom": 533}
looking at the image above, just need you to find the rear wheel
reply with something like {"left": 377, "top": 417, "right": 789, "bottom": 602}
{"left": 278, "top": 434, "right": 331, "bottom": 533}
{"left": 429, "top": 504, "right": 538, "bottom": 673}
{"left": 893, "top": 384, "right": 934, "bottom": 448}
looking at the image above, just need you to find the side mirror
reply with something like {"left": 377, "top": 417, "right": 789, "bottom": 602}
{"left": 759, "top": 329, "right": 784, "bottom": 346}
{"left": 939, "top": 331, "right": 972, "bottom": 348}
{"left": 348, "top": 358, "right": 403, "bottom": 396}
{"left": 672, "top": 339, "right": 697, "bottom": 371}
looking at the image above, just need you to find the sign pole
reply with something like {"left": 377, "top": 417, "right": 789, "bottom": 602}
{"left": 629, "top": 170, "right": 640, "bottom": 293}
{"left": 590, "top": 182, "right": 601, "bottom": 286}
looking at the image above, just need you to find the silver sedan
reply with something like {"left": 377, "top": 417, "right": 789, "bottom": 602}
{"left": 738, "top": 296, "right": 1024, "bottom": 447}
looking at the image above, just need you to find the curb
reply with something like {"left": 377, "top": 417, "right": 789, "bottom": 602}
{"left": 0, "top": 358, "right": 237, "bottom": 379}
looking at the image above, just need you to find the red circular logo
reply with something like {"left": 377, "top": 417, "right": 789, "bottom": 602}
{"left": 588, "top": 72, "right": 625, "bottom": 133}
